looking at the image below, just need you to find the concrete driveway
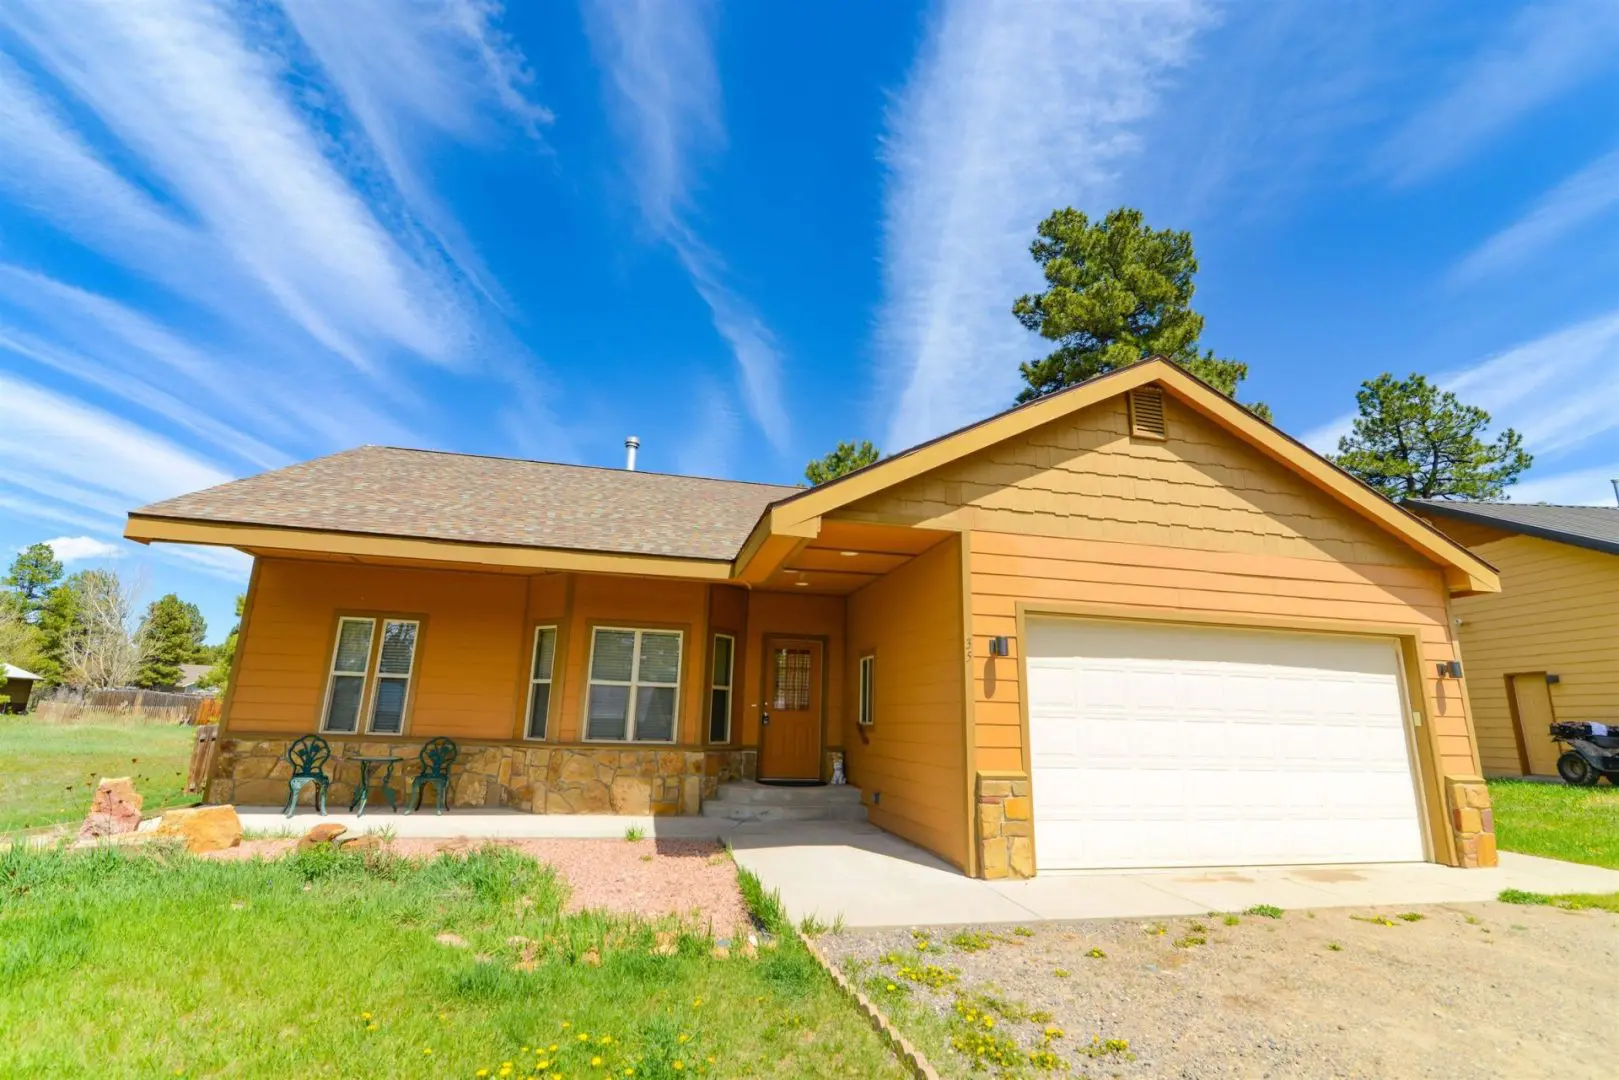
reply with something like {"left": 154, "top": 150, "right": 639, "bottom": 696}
{"left": 726, "top": 820, "right": 1619, "bottom": 927}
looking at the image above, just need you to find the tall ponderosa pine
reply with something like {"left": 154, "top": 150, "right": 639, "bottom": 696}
{"left": 3, "top": 543, "right": 63, "bottom": 619}
{"left": 1013, "top": 207, "right": 1267, "bottom": 418}
{"left": 1332, "top": 373, "right": 1532, "bottom": 501}
{"left": 136, "top": 593, "right": 208, "bottom": 689}
{"left": 198, "top": 593, "right": 245, "bottom": 690}
{"left": 805, "top": 440, "right": 881, "bottom": 486}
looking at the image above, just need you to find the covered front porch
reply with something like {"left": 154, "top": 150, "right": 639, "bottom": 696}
{"left": 201, "top": 516, "right": 967, "bottom": 849}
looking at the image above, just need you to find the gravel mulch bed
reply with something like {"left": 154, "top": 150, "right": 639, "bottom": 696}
{"left": 203, "top": 835, "right": 749, "bottom": 933}
{"left": 819, "top": 901, "right": 1619, "bottom": 1079}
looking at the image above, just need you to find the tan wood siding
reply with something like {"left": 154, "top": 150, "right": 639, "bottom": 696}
{"left": 827, "top": 393, "right": 1476, "bottom": 785}
{"left": 1450, "top": 535, "right": 1619, "bottom": 776}
{"left": 230, "top": 558, "right": 528, "bottom": 739}
{"left": 838, "top": 394, "right": 1431, "bottom": 569}
{"left": 845, "top": 535, "right": 968, "bottom": 868}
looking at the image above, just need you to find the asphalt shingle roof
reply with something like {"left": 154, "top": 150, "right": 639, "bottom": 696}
{"left": 132, "top": 446, "right": 801, "bottom": 561}
{"left": 1408, "top": 499, "right": 1619, "bottom": 557}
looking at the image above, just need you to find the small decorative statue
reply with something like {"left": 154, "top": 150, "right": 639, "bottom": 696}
{"left": 830, "top": 751, "right": 846, "bottom": 786}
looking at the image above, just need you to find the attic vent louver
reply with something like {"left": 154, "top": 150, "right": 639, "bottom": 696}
{"left": 1128, "top": 387, "right": 1167, "bottom": 439}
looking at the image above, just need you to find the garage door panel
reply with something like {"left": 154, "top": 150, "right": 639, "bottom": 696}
{"left": 1027, "top": 618, "right": 1426, "bottom": 870}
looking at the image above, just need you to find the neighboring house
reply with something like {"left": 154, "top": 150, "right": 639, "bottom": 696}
{"left": 125, "top": 359, "right": 1502, "bottom": 877}
{"left": 1407, "top": 499, "right": 1619, "bottom": 778}
{"left": 177, "top": 664, "right": 215, "bottom": 693}
{"left": 1, "top": 663, "right": 40, "bottom": 713}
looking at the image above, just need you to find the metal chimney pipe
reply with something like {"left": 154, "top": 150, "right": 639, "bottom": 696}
{"left": 1610, "top": 478, "right": 1618, "bottom": 506}
{"left": 625, "top": 436, "right": 640, "bottom": 471}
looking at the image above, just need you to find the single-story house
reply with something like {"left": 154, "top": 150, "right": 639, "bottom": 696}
{"left": 1, "top": 663, "right": 40, "bottom": 713}
{"left": 177, "top": 664, "right": 216, "bottom": 693}
{"left": 125, "top": 358, "right": 1503, "bottom": 877}
{"left": 1407, "top": 499, "right": 1619, "bottom": 779}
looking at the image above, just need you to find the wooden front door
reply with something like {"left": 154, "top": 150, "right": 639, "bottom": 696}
{"left": 1510, "top": 673, "right": 1560, "bottom": 776}
{"left": 760, "top": 637, "right": 823, "bottom": 781}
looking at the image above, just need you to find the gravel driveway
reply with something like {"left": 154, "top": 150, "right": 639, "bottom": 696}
{"left": 820, "top": 900, "right": 1619, "bottom": 1079}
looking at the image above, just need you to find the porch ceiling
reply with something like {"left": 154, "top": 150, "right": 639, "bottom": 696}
{"left": 753, "top": 519, "right": 952, "bottom": 595}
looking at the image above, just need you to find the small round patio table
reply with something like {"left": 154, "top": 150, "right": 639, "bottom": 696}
{"left": 350, "top": 755, "right": 404, "bottom": 816}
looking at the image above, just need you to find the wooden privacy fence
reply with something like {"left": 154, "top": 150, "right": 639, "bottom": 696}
{"left": 187, "top": 723, "right": 220, "bottom": 794}
{"left": 33, "top": 687, "right": 222, "bottom": 725}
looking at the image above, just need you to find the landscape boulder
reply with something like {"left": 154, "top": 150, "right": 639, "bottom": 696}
{"left": 339, "top": 833, "right": 385, "bottom": 853}
{"left": 76, "top": 777, "right": 143, "bottom": 843}
{"left": 296, "top": 823, "right": 348, "bottom": 852}
{"left": 154, "top": 805, "right": 243, "bottom": 853}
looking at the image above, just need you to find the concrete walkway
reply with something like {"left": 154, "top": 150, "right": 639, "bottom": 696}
{"left": 725, "top": 820, "right": 1619, "bottom": 927}
{"left": 231, "top": 808, "right": 1619, "bottom": 928}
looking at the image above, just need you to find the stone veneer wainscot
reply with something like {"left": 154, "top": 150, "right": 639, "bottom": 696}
{"left": 209, "top": 736, "right": 757, "bottom": 816}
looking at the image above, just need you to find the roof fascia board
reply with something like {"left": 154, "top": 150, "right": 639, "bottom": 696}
{"left": 125, "top": 515, "right": 735, "bottom": 581}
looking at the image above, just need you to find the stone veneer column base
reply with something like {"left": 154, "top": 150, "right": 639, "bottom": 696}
{"left": 1444, "top": 775, "right": 1498, "bottom": 868}
{"left": 975, "top": 770, "right": 1033, "bottom": 880}
{"left": 209, "top": 736, "right": 757, "bottom": 815}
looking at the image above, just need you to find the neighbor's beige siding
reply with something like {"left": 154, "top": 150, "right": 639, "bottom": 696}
{"left": 837, "top": 392, "right": 1479, "bottom": 782}
{"left": 844, "top": 534, "right": 968, "bottom": 870}
{"left": 1450, "top": 535, "right": 1619, "bottom": 776}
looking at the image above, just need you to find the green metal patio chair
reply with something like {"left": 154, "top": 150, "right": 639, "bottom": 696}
{"left": 405, "top": 737, "right": 457, "bottom": 815}
{"left": 283, "top": 734, "right": 331, "bottom": 817}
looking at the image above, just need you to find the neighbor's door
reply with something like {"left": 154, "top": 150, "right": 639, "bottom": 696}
{"left": 760, "top": 637, "right": 823, "bottom": 781}
{"left": 1510, "top": 673, "right": 1560, "bottom": 776}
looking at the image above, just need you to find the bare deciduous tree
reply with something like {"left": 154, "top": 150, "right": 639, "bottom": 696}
{"left": 62, "top": 569, "right": 148, "bottom": 690}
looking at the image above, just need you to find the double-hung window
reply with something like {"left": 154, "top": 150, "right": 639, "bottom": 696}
{"left": 526, "top": 626, "right": 558, "bottom": 740}
{"left": 322, "top": 616, "right": 420, "bottom": 735}
{"left": 708, "top": 633, "right": 735, "bottom": 743}
{"left": 584, "top": 627, "right": 681, "bottom": 742}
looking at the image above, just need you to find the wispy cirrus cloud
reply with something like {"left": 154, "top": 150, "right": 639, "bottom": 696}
{"left": 876, "top": 0, "right": 1212, "bottom": 450}
{"left": 1301, "top": 310, "right": 1619, "bottom": 464}
{"left": 1450, "top": 148, "right": 1619, "bottom": 286}
{"left": 582, "top": 0, "right": 790, "bottom": 452}
{"left": 1376, "top": 0, "right": 1619, "bottom": 187}
{"left": 0, "top": 0, "right": 561, "bottom": 583}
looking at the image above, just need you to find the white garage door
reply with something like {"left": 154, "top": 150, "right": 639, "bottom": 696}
{"left": 1027, "top": 618, "right": 1426, "bottom": 870}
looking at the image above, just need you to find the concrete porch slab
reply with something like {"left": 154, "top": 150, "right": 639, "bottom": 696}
{"left": 226, "top": 805, "right": 739, "bottom": 841}
{"left": 725, "top": 820, "right": 1619, "bottom": 928}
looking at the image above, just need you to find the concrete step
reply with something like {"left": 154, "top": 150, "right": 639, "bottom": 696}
{"left": 700, "top": 799, "right": 870, "bottom": 823}
{"left": 706, "top": 780, "right": 863, "bottom": 806}
{"left": 701, "top": 780, "right": 868, "bottom": 823}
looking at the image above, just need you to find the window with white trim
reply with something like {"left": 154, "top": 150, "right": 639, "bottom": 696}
{"left": 584, "top": 627, "right": 682, "bottom": 742}
{"left": 321, "top": 616, "right": 420, "bottom": 735}
{"left": 858, "top": 654, "right": 875, "bottom": 727}
{"left": 526, "top": 625, "right": 558, "bottom": 740}
{"left": 708, "top": 633, "right": 735, "bottom": 743}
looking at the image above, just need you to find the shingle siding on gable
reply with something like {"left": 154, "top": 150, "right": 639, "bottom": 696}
{"left": 833, "top": 395, "right": 1431, "bottom": 570}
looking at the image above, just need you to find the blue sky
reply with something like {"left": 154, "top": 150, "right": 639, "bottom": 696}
{"left": 0, "top": 0, "right": 1616, "bottom": 643}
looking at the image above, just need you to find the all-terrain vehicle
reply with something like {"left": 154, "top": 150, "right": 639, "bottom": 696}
{"left": 1549, "top": 721, "right": 1619, "bottom": 786}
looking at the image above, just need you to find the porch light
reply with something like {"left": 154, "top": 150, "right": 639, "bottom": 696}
{"left": 988, "top": 636, "right": 1009, "bottom": 657}
{"left": 1546, "top": 673, "right": 1561, "bottom": 685}
{"left": 1435, "top": 660, "right": 1463, "bottom": 679}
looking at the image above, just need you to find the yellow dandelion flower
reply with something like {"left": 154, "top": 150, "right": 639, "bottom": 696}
{"left": 360, "top": 1011, "right": 372, "bottom": 1020}
{"left": 477, "top": 1071, "right": 490, "bottom": 1078}
{"left": 886, "top": 983, "right": 897, "bottom": 991}
{"left": 503, "top": 1064, "right": 513, "bottom": 1070}
{"left": 599, "top": 1035, "right": 612, "bottom": 1045}
{"left": 677, "top": 1034, "right": 690, "bottom": 1044}
{"left": 578, "top": 1033, "right": 590, "bottom": 1042}
{"left": 673, "top": 1063, "right": 685, "bottom": 1072}
{"left": 692, "top": 998, "right": 703, "bottom": 1007}
{"left": 706, "top": 1057, "right": 716, "bottom": 1065}
{"left": 562, "top": 1021, "right": 572, "bottom": 1029}
{"left": 423, "top": 1047, "right": 434, "bottom": 1055}
{"left": 366, "top": 1023, "right": 378, "bottom": 1032}
{"left": 538, "top": 1062, "right": 550, "bottom": 1071}
{"left": 522, "top": 1047, "right": 530, "bottom": 1052}
{"left": 549, "top": 1045, "right": 559, "bottom": 1052}
{"left": 593, "top": 1056, "right": 605, "bottom": 1067}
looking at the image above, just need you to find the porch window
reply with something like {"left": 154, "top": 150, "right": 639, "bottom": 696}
{"left": 526, "top": 625, "right": 558, "bottom": 740}
{"left": 858, "top": 654, "right": 875, "bottom": 726}
{"left": 584, "top": 627, "right": 682, "bottom": 743}
{"left": 321, "top": 616, "right": 420, "bottom": 735}
{"left": 709, "top": 633, "right": 735, "bottom": 743}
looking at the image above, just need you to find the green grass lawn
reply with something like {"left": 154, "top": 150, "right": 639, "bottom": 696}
{"left": 0, "top": 714, "right": 198, "bottom": 835}
{"left": 0, "top": 843, "right": 905, "bottom": 1079}
{"left": 1489, "top": 778, "right": 1619, "bottom": 870}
